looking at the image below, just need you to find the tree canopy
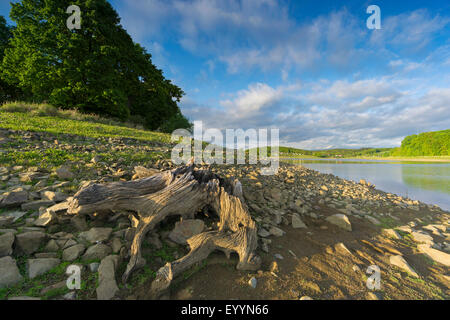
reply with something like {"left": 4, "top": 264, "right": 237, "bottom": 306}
{"left": 0, "top": 0, "right": 191, "bottom": 132}
{"left": 393, "top": 129, "right": 450, "bottom": 156}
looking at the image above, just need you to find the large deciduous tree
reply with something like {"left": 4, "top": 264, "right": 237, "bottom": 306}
{"left": 1, "top": 0, "right": 190, "bottom": 131}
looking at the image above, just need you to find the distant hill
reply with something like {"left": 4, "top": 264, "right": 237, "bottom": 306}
{"left": 253, "top": 146, "right": 392, "bottom": 158}
{"left": 392, "top": 129, "right": 450, "bottom": 156}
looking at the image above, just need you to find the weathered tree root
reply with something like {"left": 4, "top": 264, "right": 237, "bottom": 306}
{"left": 66, "top": 160, "right": 261, "bottom": 298}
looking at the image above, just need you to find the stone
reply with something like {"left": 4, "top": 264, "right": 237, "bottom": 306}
{"left": 248, "top": 277, "right": 257, "bottom": 289}
{"left": 79, "top": 227, "right": 113, "bottom": 243}
{"left": 334, "top": 243, "right": 352, "bottom": 256}
{"left": 0, "top": 216, "right": 14, "bottom": 227}
{"left": 63, "top": 291, "right": 77, "bottom": 300}
{"left": 258, "top": 228, "right": 271, "bottom": 238}
{"left": 71, "top": 216, "right": 88, "bottom": 231}
{"left": 269, "top": 226, "right": 285, "bottom": 237}
{"left": 8, "top": 296, "right": 40, "bottom": 300}
{"left": 40, "top": 280, "right": 67, "bottom": 295}
{"left": 0, "top": 232, "right": 15, "bottom": 257}
{"left": 382, "top": 229, "right": 401, "bottom": 240}
{"left": 111, "top": 237, "right": 123, "bottom": 254}
{"left": 56, "top": 166, "right": 74, "bottom": 180}
{"left": 389, "top": 255, "right": 419, "bottom": 278}
{"left": 0, "top": 256, "right": 23, "bottom": 288}
{"left": 168, "top": 219, "right": 205, "bottom": 245}
{"left": 35, "top": 252, "right": 58, "bottom": 259}
{"left": 21, "top": 200, "right": 55, "bottom": 212}
{"left": 82, "top": 244, "right": 112, "bottom": 262}
{"left": 299, "top": 296, "right": 313, "bottom": 300}
{"left": 44, "top": 239, "right": 60, "bottom": 252}
{"left": 15, "top": 231, "right": 46, "bottom": 255}
{"left": 96, "top": 255, "right": 120, "bottom": 300}
{"left": 33, "top": 210, "right": 57, "bottom": 227}
{"left": 366, "top": 216, "right": 381, "bottom": 225}
{"left": 291, "top": 214, "right": 307, "bottom": 229}
{"left": 2, "top": 211, "right": 27, "bottom": 223}
{"left": 418, "top": 244, "right": 450, "bottom": 267}
{"left": 27, "top": 258, "right": 60, "bottom": 279}
{"left": 62, "top": 244, "right": 86, "bottom": 261}
{"left": 41, "top": 191, "right": 67, "bottom": 202}
{"left": 411, "top": 231, "right": 434, "bottom": 246}
{"left": 274, "top": 253, "right": 284, "bottom": 260}
{"left": 326, "top": 214, "right": 352, "bottom": 232}
{"left": 0, "top": 190, "right": 28, "bottom": 208}
{"left": 89, "top": 262, "right": 100, "bottom": 272}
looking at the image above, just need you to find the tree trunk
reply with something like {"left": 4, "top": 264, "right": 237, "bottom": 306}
{"left": 66, "top": 160, "right": 261, "bottom": 298}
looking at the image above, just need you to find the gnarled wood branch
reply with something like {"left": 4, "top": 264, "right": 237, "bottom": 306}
{"left": 66, "top": 160, "right": 261, "bottom": 298}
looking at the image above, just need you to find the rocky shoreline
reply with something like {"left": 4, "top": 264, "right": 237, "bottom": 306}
{"left": 0, "top": 128, "right": 449, "bottom": 300}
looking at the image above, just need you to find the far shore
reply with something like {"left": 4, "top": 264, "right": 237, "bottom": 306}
{"left": 279, "top": 155, "right": 450, "bottom": 163}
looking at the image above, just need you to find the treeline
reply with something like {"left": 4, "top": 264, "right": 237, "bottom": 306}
{"left": 0, "top": 0, "right": 191, "bottom": 133}
{"left": 391, "top": 129, "right": 450, "bottom": 156}
{"left": 275, "top": 146, "right": 391, "bottom": 158}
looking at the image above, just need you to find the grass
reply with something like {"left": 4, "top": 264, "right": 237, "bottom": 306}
{"left": 0, "top": 104, "right": 171, "bottom": 144}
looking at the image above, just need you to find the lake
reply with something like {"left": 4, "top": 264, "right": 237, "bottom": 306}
{"left": 283, "top": 159, "right": 450, "bottom": 212}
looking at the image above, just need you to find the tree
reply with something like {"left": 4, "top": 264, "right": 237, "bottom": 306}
{"left": 0, "top": 15, "right": 22, "bottom": 103}
{"left": 2, "top": 0, "right": 188, "bottom": 130}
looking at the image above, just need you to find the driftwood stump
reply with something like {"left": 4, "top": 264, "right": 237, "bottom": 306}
{"left": 66, "top": 160, "right": 261, "bottom": 298}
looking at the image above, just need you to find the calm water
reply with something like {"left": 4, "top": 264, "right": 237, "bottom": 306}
{"left": 284, "top": 159, "right": 450, "bottom": 212}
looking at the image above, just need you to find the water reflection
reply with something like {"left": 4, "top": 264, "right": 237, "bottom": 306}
{"left": 283, "top": 158, "right": 450, "bottom": 211}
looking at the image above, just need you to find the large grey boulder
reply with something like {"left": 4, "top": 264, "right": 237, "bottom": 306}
{"left": 79, "top": 227, "right": 113, "bottom": 243}
{"left": 0, "top": 232, "right": 15, "bottom": 257}
{"left": 326, "top": 214, "right": 352, "bottom": 231}
{"left": 168, "top": 219, "right": 204, "bottom": 244}
{"left": 15, "top": 231, "right": 46, "bottom": 255}
{"left": 62, "top": 244, "right": 86, "bottom": 262}
{"left": 27, "top": 258, "right": 60, "bottom": 279}
{"left": 82, "top": 244, "right": 112, "bottom": 262}
{"left": 96, "top": 255, "right": 120, "bottom": 300}
{"left": 0, "top": 256, "right": 23, "bottom": 288}
{"left": 0, "top": 190, "right": 28, "bottom": 208}
{"left": 389, "top": 255, "right": 419, "bottom": 278}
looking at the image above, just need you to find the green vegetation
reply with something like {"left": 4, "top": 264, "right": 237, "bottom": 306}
{"left": 0, "top": 106, "right": 171, "bottom": 143}
{"left": 391, "top": 129, "right": 450, "bottom": 156}
{"left": 0, "top": 0, "right": 190, "bottom": 132}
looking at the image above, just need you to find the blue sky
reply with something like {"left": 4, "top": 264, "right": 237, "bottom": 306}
{"left": 2, "top": 1, "right": 450, "bottom": 149}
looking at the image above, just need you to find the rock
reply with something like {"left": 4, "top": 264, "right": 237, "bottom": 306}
{"left": 8, "top": 296, "right": 40, "bottom": 300}
{"left": 111, "top": 238, "right": 123, "bottom": 253}
{"left": 63, "top": 291, "right": 77, "bottom": 300}
{"left": 62, "top": 244, "right": 86, "bottom": 261}
{"left": 269, "top": 261, "right": 279, "bottom": 273}
{"left": 334, "top": 243, "right": 352, "bottom": 256}
{"left": 418, "top": 244, "right": 450, "bottom": 267}
{"left": 389, "top": 255, "right": 419, "bottom": 278}
{"left": 0, "top": 190, "right": 28, "bottom": 208}
{"left": 41, "top": 191, "right": 67, "bottom": 202}
{"left": 291, "top": 214, "right": 307, "bottom": 229}
{"left": 71, "top": 216, "right": 88, "bottom": 231}
{"left": 33, "top": 210, "right": 57, "bottom": 227}
{"left": 366, "top": 216, "right": 381, "bottom": 225}
{"left": 168, "top": 219, "right": 204, "bottom": 245}
{"left": 96, "top": 255, "right": 120, "bottom": 300}
{"left": 15, "top": 231, "right": 46, "bottom": 255}
{"left": 0, "top": 232, "right": 15, "bottom": 257}
{"left": 269, "top": 226, "right": 285, "bottom": 237}
{"left": 326, "top": 214, "right": 352, "bottom": 232}
{"left": 274, "top": 253, "right": 284, "bottom": 260}
{"left": 411, "top": 231, "right": 434, "bottom": 245}
{"left": 82, "top": 244, "right": 112, "bottom": 262}
{"left": 44, "top": 239, "right": 60, "bottom": 252}
{"left": 0, "top": 216, "right": 14, "bottom": 227}
{"left": 35, "top": 252, "right": 58, "bottom": 259}
{"left": 299, "top": 296, "right": 313, "bottom": 300}
{"left": 258, "top": 228, "right": 271, "bottom": 238}
{"left": 21, "top": 200, "right": 55, "bottom": 212}
{"left": 27, "top": 258, "right": 60, "bottom": 279}
{"left": 89, "top": 262, "right": 100, "bottom": 272}
{"left": 248, "top": 277, "right": 257, "bottom": 289}
{"left": 0, "top": 256, "right": 23, "bottom": 288}
{"left": 40, "top": 280, "right": 67, "bottom": 295}
{"left": 2, "top": 211, "right": 27, "bottom": 223}
{"left": 79, "top": 227, "right": 113, "bottom": 243}
{"left": 382, "top": 229, "right": 401, "bottom": 240}
{"left": 56, "top": 166, "right": 74, "bottom": 180}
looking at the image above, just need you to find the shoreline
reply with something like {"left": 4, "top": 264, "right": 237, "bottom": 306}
{"left": 280, "top": 156, "right": 450, "bottom": 163}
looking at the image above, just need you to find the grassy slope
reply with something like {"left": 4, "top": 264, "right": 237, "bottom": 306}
{"left": 0, "top": 111, "right": 171, "bottom": 143}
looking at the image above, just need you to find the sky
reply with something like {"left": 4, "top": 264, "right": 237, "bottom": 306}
{"left": 1, "top": 0, "right": 450, "bottom": 149}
